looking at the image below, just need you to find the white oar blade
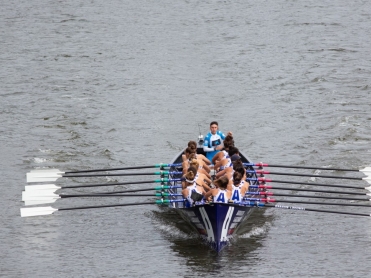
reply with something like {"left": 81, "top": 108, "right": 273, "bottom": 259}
{"left": 20, "top": 206, "right": 58, "bottom": 217}
{"left": 29, "top": 169, "right": 62, "bottom": 174}
{"left": 27, "top": 172, "right": 62, "bottom": 183}
{"left": 22, "top": 191, "right": 59, "bottom": 200}
{"left": 24, "top": 198, "right": 59, "bottom": 206}
{"left": 360, "top": 167, "right": 371, "bottom": 175}
{"left": 25, "top": 184, "right": 60, "bottom": 191}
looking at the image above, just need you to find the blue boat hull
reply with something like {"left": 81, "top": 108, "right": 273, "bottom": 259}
{"left": 177, "top": 203, "right": 254, "bottom": 252}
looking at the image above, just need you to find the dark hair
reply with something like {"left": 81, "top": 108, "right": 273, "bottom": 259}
{"left": 228, "top": 146, "right": 239, "bottom": 157}
{"left": 184, "top": 147, "right": 196, "bottom": 155}
{"left": 233, "top": 171, "right": 243, "bottom": 185}
{"left": 210, "top": 121, "right": 218, "bottom": 126}
{"left": 187, "top": 166, "right": 198, "bottom": 177}
{"left": 188, "top": 140, "right": 197, "bottom": 149}
{"left": 223, "top": 135, "right": 234, "bottom": 149}
{"left": 233, "top": 164, "right": 246, "bottom": 177}
{"left": 188, "top": 152, "right": 197, "bottom": 161}
{"left": 185, "top": 170, "right": 196, "bottom": 182}
{"left": 215, "top": 176, "right": 229, "bottom": 189}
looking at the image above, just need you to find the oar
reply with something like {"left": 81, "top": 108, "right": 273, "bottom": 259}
{"left": 246, "top": 170, "right": 371, "bottom": 182}
{"left": 24, "top": 179, "right": 181, "bottom": 192}
{"left": 28, "top": 163, "right": 182, "bottom": 176}
{"left": 247, "top": 198, "right": 371, "bottom": 207}
{"left": 247, "top": 177, "right": 371, "bottom": 189}
{"left": 20, "top": 199, "right": 185, "bottom": 217}
{"left": 245, "top": 192, "right": 371, "bottom": 201}
{"left": 22, "top": 191, "right": 183, "bottom": 206}
{"left": 244, "top": 163, "right": 371, "bottom": 174}
{"left": 27, "top": 170, "right": 182, "bottom": 183}
{"left": 22, "top": 192, "right": 183, "bottom": 206}
{"left": 245, "top": 202, "right": 371, "bottom": 217}
{"left": 249, "top": 185, "right": 371, "bottom": 196}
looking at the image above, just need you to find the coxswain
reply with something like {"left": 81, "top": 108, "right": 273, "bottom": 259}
{"left": 203, "top": 121, "right": 232, "bottom": 161}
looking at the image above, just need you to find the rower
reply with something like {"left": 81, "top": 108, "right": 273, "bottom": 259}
{"left": 214, "top": 146, "right": 239, "bottom": 173}
{"left": 211, "top": 135, "right": 234, "bottom": 165}
{"left": 182, "top": 163, "right": 211, "bottom": 191}
{"left": 187, "top": 140, "right": 211, "bottom": 165}
{"left": 182, "top": 170, "right": 206, "bottom": 207}
{"left": 182, "top": 148, "right": 211, "bottom": 174}
{"left": 215, "top": 153, "right": 243, "bottom": 180}
{"left": 230, "top": 172, "right": 249, "bottom": 203}
{"left": 204, "top": 176, "right": 231, "bottom": 203}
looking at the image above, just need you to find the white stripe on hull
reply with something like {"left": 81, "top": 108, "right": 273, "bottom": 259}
{"left": 200, "top": 207, "right": 215, "bottom": 242}
{"left": 220, "top": 206, "right": 234, "bottom": 242}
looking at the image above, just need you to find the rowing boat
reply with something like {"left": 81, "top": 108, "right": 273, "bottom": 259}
{"left": 164, "top": 139, "right": 259, "bottom": 252}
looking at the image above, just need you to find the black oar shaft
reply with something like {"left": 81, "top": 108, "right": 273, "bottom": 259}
{"left": 270, "top": 193, "right": 369, "bottom": 201}
{"left": 257, "top": 171, "right": 362, "bottom": 180}
{"left": 60, "top": 194, "right": 163, "bottom": 198}
{"left": 63, "top": 172, "right": 165, "bottom": 178}
{"left": 59, "top": 201, "right": 156, "bottom": 211}
{"left": 266, "top": 179, "right": 366, "bottom": 190}
{"left": 273, "top": 199, "right": 371, "bottom": 207}
{"left": 66, "top": 166, "right": 158, "bottom": 174}
{"left": 260, "top": 164, "right": 359, "bottom": 172}
{"left": 62, "top": 180, "right": 159, "bottom": 189}
{"left": 260, "top": 186, "right": 367, "bottom": 195}
{"left": 60, "top": 171, "right": 182, "bottom": 178}
{"left": 264, "top": 204, "right": 370, "bottom": 217}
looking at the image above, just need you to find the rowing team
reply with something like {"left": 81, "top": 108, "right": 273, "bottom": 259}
{"left": 180, "top": 139, "right": 250, "bottom": 207}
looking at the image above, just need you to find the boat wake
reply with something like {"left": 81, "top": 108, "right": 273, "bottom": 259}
{"left": 238, "top": 222, "right": 271, "bottom": 239}
{"left": 145, "top": 210, "right": 199, "bottom": 240}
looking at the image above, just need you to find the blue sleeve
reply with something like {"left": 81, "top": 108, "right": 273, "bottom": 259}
{"left": 203, "top": 133, "right": 214, "bottom": 152}
{"left": 218, "top": 130, "right": 226, "bottom": 140}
